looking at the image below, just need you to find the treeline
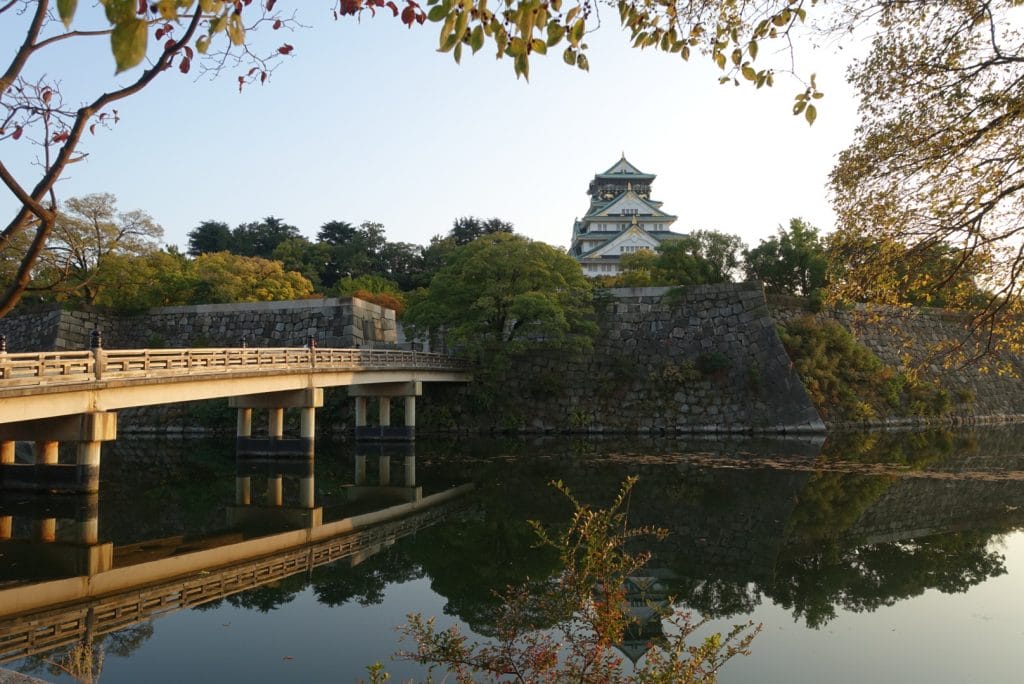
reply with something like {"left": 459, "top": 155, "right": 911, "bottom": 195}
{"left": 9, "top": 194, "right": 987, "bottom": 319}
{"left": 10, "top": 192, "right": 513, "bottom": 313}
{"left": 604, "top": 218, "right": 988, "bottom": 309}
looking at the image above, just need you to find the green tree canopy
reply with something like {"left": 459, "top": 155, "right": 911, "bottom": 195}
{"left": 405, "top": 233, "right": 596, "bottom": 355}
{"left": 616, "top": 230, "right": 745, "bottom": 287}
{"left": 186, "top": 221, "right": 233, "bottom": 257}
{"left": 743, "top": 218, "right": 827, "bottom": 296}
{"left": 34, "top": 193, "right": 164, "bottom": 305}
{"left": 190, "top": 251, "right": 314, "bottom": 303}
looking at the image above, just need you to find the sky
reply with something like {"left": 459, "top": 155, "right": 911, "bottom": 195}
{"left": 1, "top": 3, "right": 864, "bottom": 253}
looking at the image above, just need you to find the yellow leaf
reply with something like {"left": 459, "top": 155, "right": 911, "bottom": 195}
{"left": 111, "top": 17, "right": 147, "bottom": 73}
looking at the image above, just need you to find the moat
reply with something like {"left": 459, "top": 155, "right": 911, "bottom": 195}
{"left": 3, "top": 427, "right": 1024, "bottom": 682}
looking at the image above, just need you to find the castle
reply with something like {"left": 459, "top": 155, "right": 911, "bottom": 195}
{"left": 568, "top": 156, "right": 684, "bottom": 276}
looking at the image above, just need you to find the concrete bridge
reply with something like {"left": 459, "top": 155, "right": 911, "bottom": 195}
{"left": 0, "top": 480, "right": 471, "bottom": 665}
{"left": 0, "top": 344, "right": 471, "bottom": 493}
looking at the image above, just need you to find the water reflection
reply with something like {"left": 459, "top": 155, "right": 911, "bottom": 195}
{"left": 0, "top": 427, "right": 1022, "bottom": 681}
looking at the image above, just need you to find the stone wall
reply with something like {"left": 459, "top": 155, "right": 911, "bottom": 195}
{"left": 767, "top": 295, "right": 1024, "bottom": 424}
{"left": 0, "top": 297, "right": 397, "bottom": 352}
{"left": 419, "top": 283, "right": 824, "bottom": 434}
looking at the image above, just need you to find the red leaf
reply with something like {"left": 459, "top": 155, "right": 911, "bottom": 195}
{"left": 385, "top": 1, "right": 397, "bottom": 15}
{"left": 179, "top": 57, "right": 190, "bottom": 73}
{"left": 278, "top": 43, "right": 293, "bottom": 55}
{"left": 185, "top": 45, "right": 194, "bottom": 60}
{"left": 52, "top": 131, "right": 69, "bottom": 143}
{"left": 266, "top": 0, "right": 277, "bottom": 9}
{"left": 156, "top": 27, "right": 165, "bottom": 40}
{"left": 273, "top": 18, "right": 282, "bottom": 29}
{"left": 12, "top": 126, "right": 22, "bottom": 141}
{"left": 164, "top": 38, "right": 175, "bottom": 52}
{"left": 260, "top": 70, "right": 267, "bottom": 83}
{"left": 41, "top": 88, "right": 52, "bottom": 104}
{"left": 400, "top": 5, "right": 414, "bottom": 25}
{"left": 89, "top": 124, "right": 96, "bottom": 135}
{"left": 138, "top": 0, "right": 147, "bottom": 14}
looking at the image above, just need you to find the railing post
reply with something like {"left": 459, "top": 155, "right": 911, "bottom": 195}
{"left": 90, "top": 329, "right": 105, "bottom": 381}
{"left": 307, "top": 335, "right": 317, "bottom": 368}
{"left": 0, "top": 334, "right": 6, "bottom": 380}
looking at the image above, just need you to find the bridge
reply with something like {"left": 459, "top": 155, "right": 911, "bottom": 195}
{"left": 0, "top": 345, "right": 471, "bottom": 493}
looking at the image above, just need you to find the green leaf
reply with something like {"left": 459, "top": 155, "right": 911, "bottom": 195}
{"left": 546, "top": 21, "right": 564, "bottom": 47}
{"left": 748, "top": 40, "right": 758, "bottom": 60}
{"left": 453, "top": 41, "right": 463, "bottom": 64}
{"left": 805, "top": 103, "right": 817, "bottom": 125}
{"left": 562, "top": 46, "right": 576, "bottom": 66}
{"left": 577, "top": 53, "right": 589, "bottom": 71}
{"left": 427, "top": 5, "right": 448, "bottom": 21}
{"left": 196, "top": 35, "right": 211, "bottom": 54}
{"left": 439, "top": 11, "right": 457, "bottom": 48}
{"left": 569, "top": 18, "right": 584, "bottom": 46}
{"left": 103, "top": 0, "right": 134, "bottom": 24}
{"left": 514, "top": 52, "right": 529, "bottom": 80}
{"left": 470, "top": 25, "right": 484, "bottom": 53}
{"left": 508, "top": 36, "right": 526, "bottom": 57}
{"left": 57, "top": 0, "right": 77, "bottom": 28}
{"left": 531, "top": 38, "right": 546, "bottom": 55}
{"left": 111, "top": 17, "right": 147, "bottom": 73}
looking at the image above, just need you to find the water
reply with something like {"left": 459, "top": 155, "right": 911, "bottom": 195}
{"left": 2, "top": 428, "right": 1024, "bottom": 682}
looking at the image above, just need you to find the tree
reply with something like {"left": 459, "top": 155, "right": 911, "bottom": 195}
{"left": 743, "top": 218, "right": 827, "bottom": 296}
{"left": 189, "top": 251, "right": 314, "bottom": 303}
{"left": 1, "top": 0, "right": 824, "bottom": 317}
{"left": 187, "top": 221, "right": 234, "bottom": 257}
{"left": 615, "top": 230, "right": 744, "bottom": 287}
{"left": 448, "top": 216, "right": 515, "bottom": 246}
{"left": 229, "top": 216, "right": 301, "bottom": 259}
{"left": 271, "top": 236, "right": 332, "bottom": 289}
{"left": 828, "top": 1, "right": 1024, "bottom": 357}
{"left": 404, "top": 233, "right": 596, "bottom": 355}
{"left": 91, "top": 248, "right": 195, "bottom": 311}
{"left": 34, "top": 193, "right": 163, "bottom": 305}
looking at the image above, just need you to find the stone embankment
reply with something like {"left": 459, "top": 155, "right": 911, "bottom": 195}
{"left": 769, "top": 295, "right": 1024, "bottom": 427}
{"left": 417, "top": 283, "right": 824, "bottom": 434}
{"left": 5, "top": 285, "right": 1024, "bottom": 434}
{"left": 0, "top": 297, "right": 396, "bottom": 351}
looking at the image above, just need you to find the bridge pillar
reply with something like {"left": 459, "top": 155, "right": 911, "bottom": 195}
{"left": 34, "top": 441, "right": 58, "bottom": 465}
{"left": 299, "top": 475, "right": 315, "bottom": 508}
{"left": 404, "top": 453, "right": 416, "bottom": 487}
{"left": 350, "top": 382, "right": 421, "bottom": 442}
{"left": 379, "top": 454, "right": 391, "bottom": 486}
{"left": 267, "top": 476, "right": 283, "bottom": 506}
{"left": 230, "top": 389, "right": 322, "bottom": 458}
{"left": 268, "top": 409, "right": 284, "bottom": 439}
{"left": 237, "top": 408, "right": 252, "bottom": 438}
{"left": 354, "top": 453, "right": 367, "bottom": 485}
{"left": 0, "top": 413, "right": 115, "bottom": 494}
{"left": 236, "top": 475, "right": 251, "bottom": 505}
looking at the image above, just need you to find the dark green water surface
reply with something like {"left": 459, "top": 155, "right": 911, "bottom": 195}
{"left": 3, "top": 427, "right": 1024, "bottom": 682}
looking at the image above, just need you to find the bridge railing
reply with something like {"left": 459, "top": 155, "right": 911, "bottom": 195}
{"left": 0, "top": 347, "right": 470, "bottom": 387}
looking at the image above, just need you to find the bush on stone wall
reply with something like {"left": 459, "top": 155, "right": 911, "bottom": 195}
{"left": 779, "top": 316, "right": 951, "bottom": 422}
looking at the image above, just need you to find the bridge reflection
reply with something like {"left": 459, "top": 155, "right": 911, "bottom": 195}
{"left": 0, "top": 447, "right": 471, "bottom": 665}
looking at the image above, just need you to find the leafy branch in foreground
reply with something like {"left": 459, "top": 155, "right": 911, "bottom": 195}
{"left": 396, "top": 477, "right": 761, "bottom": 683}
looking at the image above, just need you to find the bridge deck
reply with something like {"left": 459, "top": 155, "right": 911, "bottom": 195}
{"left": 0, "top": 348, "right": 471, "bottom": 424}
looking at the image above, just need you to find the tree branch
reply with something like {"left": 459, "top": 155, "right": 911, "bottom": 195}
{"left": 0, "top": 0, "right": 48, "bottom": 92}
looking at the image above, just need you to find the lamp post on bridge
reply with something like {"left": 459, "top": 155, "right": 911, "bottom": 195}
{"left": 90, "top": 329, "right": 105, "bottom": 381}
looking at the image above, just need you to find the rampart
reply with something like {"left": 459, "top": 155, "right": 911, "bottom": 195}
{"left": 768, "top": 295, "right": 1024, "bottom": 424}
{"left": 0, "top": 297, "right": 396, "bottom": 351}
{"left": 418, "top": 282, "right": 824, "bottom": 434}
